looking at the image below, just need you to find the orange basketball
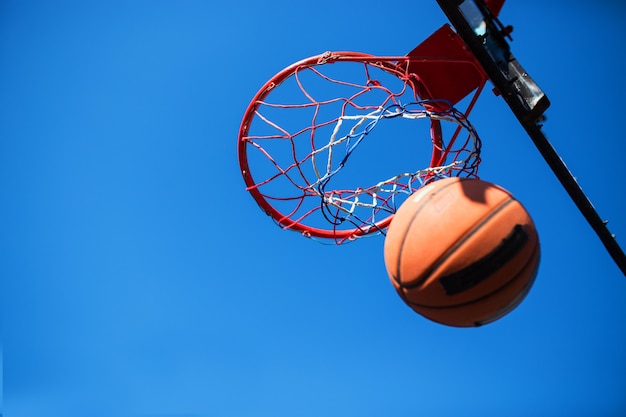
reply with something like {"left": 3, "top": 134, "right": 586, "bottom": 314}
{"left": 384, "top": 177, "right": 540, "bottom": 327}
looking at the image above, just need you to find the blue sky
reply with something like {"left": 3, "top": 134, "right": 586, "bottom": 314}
{"left": 2, "top": 1, "right": 625, "bottom": 416}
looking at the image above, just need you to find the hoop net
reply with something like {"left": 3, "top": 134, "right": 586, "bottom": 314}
{"left": 238, "top": 51, "right": 487, "bottom": 243}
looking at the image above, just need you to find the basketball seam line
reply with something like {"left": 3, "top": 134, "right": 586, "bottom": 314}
{"left": 439, "top": 223, "right": 529, "bottom": 295}
{"left": 393, "top": 177, "right": 474, "bottom": 287}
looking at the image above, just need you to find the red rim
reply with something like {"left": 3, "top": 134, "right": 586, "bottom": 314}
{"left": 238, "top": 51, "right": 483, "bottom": 241}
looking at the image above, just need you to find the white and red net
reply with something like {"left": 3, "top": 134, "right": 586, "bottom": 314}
{"left": 238, "top": 51, "right": 486, "bottom": 243}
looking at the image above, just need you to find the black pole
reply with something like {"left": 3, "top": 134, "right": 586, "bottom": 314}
{"left": 522, "top": 123, "right": 626, "bottom": 276}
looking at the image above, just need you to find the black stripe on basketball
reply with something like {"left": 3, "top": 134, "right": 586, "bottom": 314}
{"left": 405, "top": 227, "right": 540, "bottom": 311}
{"left": 439, "top": 223, "right": 529, "bottom": 295}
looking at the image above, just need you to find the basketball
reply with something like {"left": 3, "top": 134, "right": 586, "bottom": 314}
{"left": 384, "top": 177, "right": 540, "bottom": 327}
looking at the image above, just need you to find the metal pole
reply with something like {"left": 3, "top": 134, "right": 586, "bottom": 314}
{"left": 521, "top": 122, "right": 626, "bottom": 276}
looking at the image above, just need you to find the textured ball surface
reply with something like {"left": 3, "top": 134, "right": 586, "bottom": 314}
{"left": 384, "top": 177, "right": 540, "bottom": 327}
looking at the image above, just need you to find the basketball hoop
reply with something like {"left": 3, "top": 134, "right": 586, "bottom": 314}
{"left": 238, "top": 50, "right": 488, "bottom": 243}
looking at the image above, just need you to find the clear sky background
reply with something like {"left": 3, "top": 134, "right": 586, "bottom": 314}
{"left": 2, "top": 1, "right": 626, "bottom": 416}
